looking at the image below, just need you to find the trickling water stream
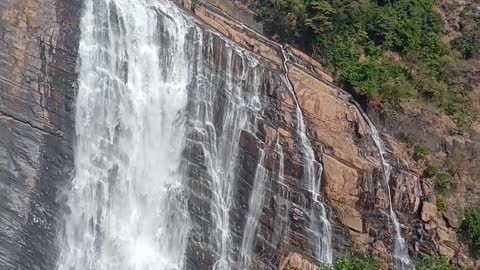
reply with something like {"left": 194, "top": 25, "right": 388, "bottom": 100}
{"left": 280, "top": 47, "right": 333, "bottom": 265}
{"left": 369, "top": 127, "right": 413, "bottom": 270}
{"left": 240, "top": 148, "right": 268, "bottom": 264}
{"left": 282, "top": 46, "right": 413, "bottom": 269}
{"left": 271, "top": 137, "right": 289, "bottom": 247}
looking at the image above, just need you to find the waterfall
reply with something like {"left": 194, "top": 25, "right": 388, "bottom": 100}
{"left": 280, "top": 47, "right": 333, "bottom": 265}
{"left": 56, "top": 0, "right": 192, "bottom": 269}
{"left": 56, "top": 0, "right": 413, "bottom": 268}
{"left": 59, "top": 0, "right": 268, "bottom": 268}
{"left": 271, "top": 137, "right": 289, "bottom": 247}
{"left": 189, "top": 36, "right": 264, "bottom": 268}
{"left": 240, "top": 148, "right": 268, "bottom": 264}
{"left": 369, "top": 127, "right": 413, "bottom": 270}
{"left": 282, "top": 45, "right": 412, "bottom": 269}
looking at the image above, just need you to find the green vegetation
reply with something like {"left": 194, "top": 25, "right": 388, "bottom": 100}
{"left": 333, "top": 254, "right": 379, "bottom": 270}
{"left": 414, "top": 144, "right": 430, "bottom": 160}
{"left": 435, "top": 172, "right": 452, "bottom": 191}
{"left": 311, "top": 252, "right": 480, "bottom": 270}
{"left": 319, "top": 254, "right": 380, "bottom": 270}
{"left": 316, "top": 253, "right": 471, "bottom": 270}
{"left": 462, "top": 208, "right": 480, "bottom": 247}
{"left": 415, "top": 253, "right": 475, "bottom": 270}
{"left": 424, "top": 163, "right": 439, "bottom": 178}
{"left": 452, "top": 6, "right": 480, "bottom": 59}
{"left": 255, "top": 0, "right": 478, "bottom": 123}
{"left": 415, "top": 254, "right": 455, "bottom": 270}
{"left": 436, "top": 195, "right": 446, "bottom": 212}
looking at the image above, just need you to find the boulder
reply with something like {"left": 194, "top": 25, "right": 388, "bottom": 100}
{"left": 421, "top": 202, "right": 438, "bottom": 222}
{"left": 443, "top": 209, "right": 462, "bottom": 229}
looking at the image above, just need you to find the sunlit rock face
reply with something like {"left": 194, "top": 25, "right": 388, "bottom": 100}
{"left": 0, "top": 0, "right": 473, "bottom": 270}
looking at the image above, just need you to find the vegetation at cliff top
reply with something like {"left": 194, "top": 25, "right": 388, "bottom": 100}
{"left": 255, "top": 0, "right": 479, "bottom": 126}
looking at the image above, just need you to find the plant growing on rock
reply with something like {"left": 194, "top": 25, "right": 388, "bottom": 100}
{"left": 318, "top": 254, "right": 380, "bottom": 270}
{"left": 415, "top": 254, "right": 455, "bottom": 270}
{"left": 462, "top": 208, "right": 480, "bottom": 247}
{"left": 435, "top": 173, "right": 453, "bottom": 191}
{"left": 414, "top": 144, "right": 430, "bottom": 161}
{"left": 424, "top": 163, "right": 439, "bottom": 178}
{"left": 436, "top": 195, "right": 447, "bottom": 212}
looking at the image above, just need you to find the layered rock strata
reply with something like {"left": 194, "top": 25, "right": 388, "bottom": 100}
{"left": 0, "top": 0, "right": 80, "bottom": 269}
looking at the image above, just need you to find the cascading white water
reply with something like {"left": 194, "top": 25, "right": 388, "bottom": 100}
{"left": 271, "top": 137, "right": 290, "bottom": 247}
{"left": 187, "top": 34, "right": 264, "bottom": 268}
{"left": 56, "top": 1, "right": 192, "bottom": 269}
{"left": 240, "top": 148, "right": 268, "bottom": 264}
{"left": 369, "top": 127, "right": 413, "bottom": 270}
{"left": 280, "top": 47, "right": 333, "bottom": 265}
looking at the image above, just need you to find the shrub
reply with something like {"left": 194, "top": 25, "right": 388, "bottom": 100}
{"left": 416, "top": 254, "right": 454, "bottom": 270}
{"left": 436, "top": 196, "right": 446, "bottom": 212}
{"left": 445, "top": 102, "right": 459, "bottom": 116}
{"left": 332, "top": 254, "right": 379, "bottom": 270}
{"left": 424, "top": 164, "right": 439, "bottom": 178}
{"left": 414, "top": 144, "right": 429, "bottom": 160}
{"left": 462, "top": 208, "right": 480, "bottom": 246}
{"left": 435, "top": 173, "right": 452, "bottom": 191}
{"left": 453, "top": 29, "right": 480, "bottom": 59}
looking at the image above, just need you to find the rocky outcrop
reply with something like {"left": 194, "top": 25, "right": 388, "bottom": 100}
{"left": 0, "top": 0, "right": 80, "bottom": 269}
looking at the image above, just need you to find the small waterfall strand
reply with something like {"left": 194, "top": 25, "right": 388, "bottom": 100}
{"left": 280, "top": 46, "right": 333, "bottom": 265}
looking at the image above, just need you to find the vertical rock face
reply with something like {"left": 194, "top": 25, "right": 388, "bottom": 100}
{"left": 0, "top": 0, "right": 80, "bottom": 268}
{"left": 0, "top": 0, "right": 474, "bottom": 270}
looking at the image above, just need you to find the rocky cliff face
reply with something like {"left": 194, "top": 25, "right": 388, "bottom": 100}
{"left": 0, "top": 0, "right": 475, "bottom": 269}
{"left": 0, "top": 0, "right": 80, "bottom": 269}
{"left": 173, "top": 0, "right": 475, "bottom": 267}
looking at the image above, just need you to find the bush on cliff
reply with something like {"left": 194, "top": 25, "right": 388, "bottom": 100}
{"left": 415, "top": 254, "right": 455, "bottom": 270}
{"left": 462, "top": 207, "right": 480, "bottom": 247}
{"left": 318, "top": 254, "right": 380, "bottom": 270}
{"left": 452, "top": 5, "right": 480, "bottom": 60}
{"left": 333, "top": 254, "right": 379, "bottom": 270}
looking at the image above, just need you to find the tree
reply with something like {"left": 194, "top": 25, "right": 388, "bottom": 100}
{"left": 304, "top": 0, "right": 336, "bottom": 33}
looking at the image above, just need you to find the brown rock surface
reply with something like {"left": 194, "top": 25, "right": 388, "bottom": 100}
{"left": 0, "top": 0, "right": 80, "bottom": 269}
{"left": 422, "top": 202, "right": 438, "bottom": 222}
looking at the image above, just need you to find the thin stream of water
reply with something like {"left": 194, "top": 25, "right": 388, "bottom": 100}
{"left": 280, "top": 46, "right": 333, "bottom": 265}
